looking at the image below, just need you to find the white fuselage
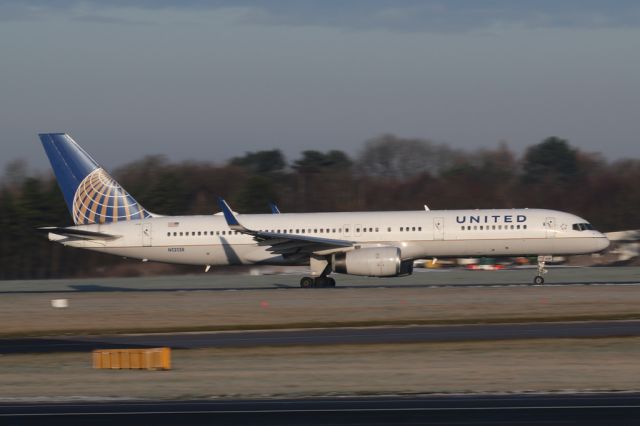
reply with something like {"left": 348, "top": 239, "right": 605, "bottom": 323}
{"left": 50, "top": 208, "right": 609, "bottom": 268}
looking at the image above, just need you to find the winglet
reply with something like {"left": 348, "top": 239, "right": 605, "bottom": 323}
{"left": 269, "top": 201, "right": 281, "bottom": 214}
{"left": 217, "top": 198, "right": 246, "bottom": 231}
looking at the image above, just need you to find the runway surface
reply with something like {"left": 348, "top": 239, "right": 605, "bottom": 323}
{"left": 2, "top": 320, "right": 639, "bottom": 354}
{"left": 2, "top": 393, "right": 640, "bottom": 425}
{"left": 1, "top": 266, "right": 638, "bottom": 294}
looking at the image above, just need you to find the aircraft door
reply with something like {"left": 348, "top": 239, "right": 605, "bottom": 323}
{"left": 142, "top": 222, "right": 152, "bottom": 247}
{"left": 545, "top": 217, "right": 556, "bottom": 238}
{"left": 434, "top": 217, "right": 444, "bottom": 240}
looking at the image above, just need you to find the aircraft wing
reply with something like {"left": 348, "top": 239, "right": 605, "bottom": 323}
{"left": 39, "top": 227, "right": 121, "bottom": 241}
{"left": 218, "top": 199, "right": 354, "bottom": 256}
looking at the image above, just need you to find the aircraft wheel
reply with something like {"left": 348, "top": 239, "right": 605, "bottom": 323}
{"left": 533, "top": 275, "right": 545, "bottom": 285}
{"left": 300, "top": 277, "right": 314, "bottom": 288}
{"left": 313, "top": 277, "right": 329, "bottom": 288}
{"left": 327, "top": 277, "right": 336, "bottom": 287}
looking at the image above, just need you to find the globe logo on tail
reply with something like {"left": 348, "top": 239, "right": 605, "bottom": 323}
{"left": 72, "top": 168, "right": 150, "bottom": 224}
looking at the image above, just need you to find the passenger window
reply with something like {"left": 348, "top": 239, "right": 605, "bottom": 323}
{"left": 356, "top": 228, "right": 360, "bottom": 233}
{"left": 467, "top": 226, "right": 471, "bottom": 230}
{"left": 517, "top": 225, "right": 520, "bottom": 230}
{"left": 179, "top": 232, "right": 183, "bottom": 236}
{"left": 510, "top": 225, "right": 515, "bottom": 229}
{"left": 524, "top": 225, "right": 527, "bottom": 229}
{"left": 173, "top": 232, "right": 177, "bottom": 236}
{"left": 412, "top": 227, "right": 416, "bottom": 231}
{"left": 388, "top": 227, "right": 391, "bottom": 232}
{"left": 461, "top": 226, "right": 465, "bottom": 231}
{"left": 418, "top": 227, "right": 422, "bottom": 231}
{"left": 480, "top": 226, "right": 483, "bottom": 230}
{"left": 400, "top": 227, "right": 403, "bottom": 232}
{"left": 167, "top": 232, "right": 170, "bottom": 237}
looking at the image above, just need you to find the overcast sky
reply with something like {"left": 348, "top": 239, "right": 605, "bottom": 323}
{"left": 1, "top": 0, "right": 639, "bottom": 172}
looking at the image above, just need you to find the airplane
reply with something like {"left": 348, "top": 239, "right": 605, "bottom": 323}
{"left": 39, "top": 133, "right": 610, "bottom": 287}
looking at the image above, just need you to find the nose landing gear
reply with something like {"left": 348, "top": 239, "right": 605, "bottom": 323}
{"left": 534, "top": 255, "right": 550, "bottom": 285}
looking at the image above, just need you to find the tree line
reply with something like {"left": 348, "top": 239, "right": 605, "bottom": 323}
{"left": 1, "top": 135, "right": 638, "bottom": 280}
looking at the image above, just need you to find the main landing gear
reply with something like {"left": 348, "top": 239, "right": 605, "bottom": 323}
{"left": 301, "top": 257, "right": 336, "bottom": 288}
{"left": 533, "top": 256, "right": 549, "bottom": 285}
{"left": 300, "top": 276, "right": 336, "bottom": 288}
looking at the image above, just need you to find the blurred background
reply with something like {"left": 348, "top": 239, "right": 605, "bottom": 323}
{"left": 2, "top": 1, "right": 640, "bottom": 278}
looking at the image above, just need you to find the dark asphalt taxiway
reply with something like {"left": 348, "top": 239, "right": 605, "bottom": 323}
{"left": 2, "top": 320, "right": 639, "bottom": 354}
{"left": 2, "top": 393, "right": 640, "bottom": 425}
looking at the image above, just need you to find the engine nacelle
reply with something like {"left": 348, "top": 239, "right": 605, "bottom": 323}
{"left": 331, "top": 247, "right": 413, "bottom": 277}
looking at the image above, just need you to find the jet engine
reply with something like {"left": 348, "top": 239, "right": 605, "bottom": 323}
{"left": 331, "top": 247, "right": 413, "bottom": 277}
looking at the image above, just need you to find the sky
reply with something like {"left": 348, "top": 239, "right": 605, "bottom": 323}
{"left": 1, "top": 0, "right": 640, "bottom": 173}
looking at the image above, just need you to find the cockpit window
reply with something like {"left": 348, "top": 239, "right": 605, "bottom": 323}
{"left": 572, "top": 223, "right": 594, "bottom": 231}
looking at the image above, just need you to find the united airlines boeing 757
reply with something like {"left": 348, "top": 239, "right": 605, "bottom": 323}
{"left": 39, "top": 133, "right": 609, "bottom": 287}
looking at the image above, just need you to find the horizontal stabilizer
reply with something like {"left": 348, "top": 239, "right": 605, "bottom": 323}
{"left": 38, "top": 227, "right": 121, "bottom": 240}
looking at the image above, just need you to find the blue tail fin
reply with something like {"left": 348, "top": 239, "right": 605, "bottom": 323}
{"left": 39, "top": 133, "right": 152, "bottom": 225}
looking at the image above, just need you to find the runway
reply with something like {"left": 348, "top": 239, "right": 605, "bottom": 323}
{"left": 2, "top": 393, "right": 640, "bottom": 425}
{"left": 2, "top": 320, "right": 639, "bottom": 354}
{"left": 1, "top": 266, "right": 638, "bottom": 294}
